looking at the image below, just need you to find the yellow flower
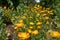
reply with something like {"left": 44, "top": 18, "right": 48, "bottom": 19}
{"left": 36, "top": 13, "right": 40, "bottom": 17}
{"left": 34, "top": 5, "right": 40, "bottom": 10}
{"left": 22, "top": 16, "right": 26, "bottom": 19}
{"left": 37, "top": 22, "right": 42, "bottom": 25}
{"left": 29, "top": 26, "right": 33, "bottom": 29}
{"left": 48, "top": 11, "right": 50, "bottom": 13}
{"left": 36, "top": 8, "right": 40, "bottom": 10}
{"left": 30, "top": 22, "right": 34, "bottom": 25}
{"left": 51, "top": 31, "right": 60, "bottom": 37}
{"left": 28, "top": 29, "right": 32, "bottom": 33}
{"left": 19, "top": 20, "right": 23, "bottom": 23}
{"left": 49, "top": 13, "right": 53, "bottom": 15}
{"left": 14, "top": 27, "right": 18, "bottom": 29}
{"left": 37, "top": 26, "right": 41, "bottom": 29}
{"left": 41, "top": 10, "right": 45, "bottom": 13}
{"left": 34, "top": 5, "right": 37, "bottom": 9}
{"left": 41, "top": 14, "right": 46, "bottom": 16}
{"left": 45, "top": 16, "right": 49, "bottom": 19}
{"left": 29, "top": 16, "right": 33, "bottom": 18}
{"left": 34, "top": 4, "right": 37, "bottom": 7}
{"left": 46, "top": 21, "right": 49, "bottom": 24}
{"left": 4, "top": 6, "right": 6, "bottom": 9}
{"left": 37, "top": 5, "right": 40, "bottom": 8}
{"left": 32, "top": 30, "right": 38, "bottom": 35}
{"left": 18, "top": 32, "right": 30, "bottom": 40}
{"left": 14, "top": 23, "right": 24, "bottom": 28}
{"left": 31, "top": 9, "right": 35, "bottom": 12}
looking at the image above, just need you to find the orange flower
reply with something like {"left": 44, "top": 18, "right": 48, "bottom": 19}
{"left": 37, "top": 26, "right": 41, "bottom": 29}
{"left": 41, "top": 10, "right": 45, "bottom": 13}
{"left": 34, "top": 4, "right": 42, "bottom": 10}
{"left": 36, "top": 8, "right": 40, "bottom": 10}
{"left": 41, "top": 14, "right": 46, "bottom": 17}
{"left": 51, "top": 31, "right": 60, "bottom": 37}
{"left": 32, "top": 30, "right": 38, "bottom": 35}
{"left": 18, "top": 32, "right": 30, "bottom": 40}
{"left": 14, "top": 23, "right": 24, "bottom": 28}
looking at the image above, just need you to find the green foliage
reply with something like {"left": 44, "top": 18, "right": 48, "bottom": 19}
{"left": 0, "top": 7, "right": 6, "bottom": 40}
{"left": 53, "top": 0, "right": 60, "bottom": 22}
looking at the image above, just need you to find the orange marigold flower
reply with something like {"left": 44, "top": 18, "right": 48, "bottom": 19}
{"left": 41, "top": 10, "right": 45, "bottom": 13}
{"left": 14, "top": 23, "right": 24, "bottom": 28}
{"left": 41, "top": 14, "right": 46, "bottom": 16}
{"left": 18, "top": 32, "right": 30, "bottom": 40}
{"left": 37, "top": 26, "right": 41, "bottom": 29}
{"left": 32, "top": 30, "right": 39, "bottom": 35}
{"left": 51, "top": 31, "right": 60, "bottom": 37}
